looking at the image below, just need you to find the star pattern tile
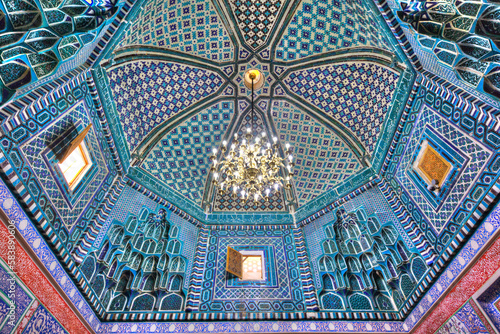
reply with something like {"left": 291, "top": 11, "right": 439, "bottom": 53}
{"left": 142, "top": 102, "right": 234, "bottom": 205}
{"left": 275, "top": 0, "right": 392, "bottom": 61}
{"left": 116, "top": 0, "right": 234, "bottom": 62}
{"left": 283, "top": 63, "right": 399, "bottom": 153}
{"left": 228, "top": 0, "right": 284, "bottom": 49}
{"left": 271, "top": 100, "right": 362, "bottom": 207}
{"left": 108, "top": 60, "right": 224, "bottom": 152}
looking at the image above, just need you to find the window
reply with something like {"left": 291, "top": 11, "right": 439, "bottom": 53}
{"left": 58, "top": 142, "right": 92, "bottom": 188}
{"left": 226, "top": 248, "right": 265, "bottom": 280}
{"left": 242, "top": 255, "right": 263, "bottom": 280}
{"left": 413, "top": 140, "right": 452, "bottom": 189}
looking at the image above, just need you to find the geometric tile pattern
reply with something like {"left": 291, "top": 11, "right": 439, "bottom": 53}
{"left": 108, "top": 61, "right": 224, "bottom": 152}
{"left": 435, "top": 301, "right": 489, "bottom": 334}
{"left": 116, "top": 0, "right": 234, "bottom": 62}
{"left": 141, "top": 102, "right": 234, "bottom": 205}
{"left": 276, "top": 0, "right": 391, "bottom": 61}
{"left": 396, "top": 105, "right": 493, "bottom": 234}
{"left": 198, "top": 228, "right": 306, "bottom": 312}
{"left": 212, "top": 107, "right": 287, "bottom": 212}
{"left": 228, "top": 0, "right": 284, "bottom": 49}
{"left": 19, "top": 102, "right": 109, "bottom": 230}
{"left": 271, "top": 100, "right": 362, "bottom": 207}
{"left": 284, "top": 63, "right": 399, "bottom": 153}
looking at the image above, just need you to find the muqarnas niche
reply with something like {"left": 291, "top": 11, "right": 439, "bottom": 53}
{"left": 79, "top": 208, "right": 189, "bottom": 319}
{"left": 317, "top": 209, "right": 428, "bottom": 314}
{"left": 0, "top": 0, "right": 117, "bottom": 105}
{"left": 397, "top": 0, "right": 500, "bottom": 98}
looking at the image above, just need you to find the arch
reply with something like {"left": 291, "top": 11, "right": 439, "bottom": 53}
{"left": 373, "top": 244, "right": 384, "bottom": 262}
{"left": 148, "top": 240, "right": 157, "bottom": 254}
{"left": 109, "top": 294, "right": 127, "bottom": 312}
{"left": 387, "top": 259, "right": 397, "bottom": 278}
{"left": 372, "top": 271, "right": 388, "bottom": 291}
{"left": 381, "top": 227, "right": 397, "bottom": 245}
{"left": 80, "top": 255, "right": 96, "bottom": 281}
{"left": 167, "top": 240, "right": 181, "bottom": 255}
{"left": 101, "top": 290, "right": 112, "bottom": 311}
{"left": 360, "top": 235, "right": 370, "bottom": 251}
{"left": 349, "top": 275, "right": 363, "bottom": 291}
{"left": 397, "top": 242, "right": 410, "bottom": 262}
{"left": 98, "top": 241, "right": 109, "bottom": 261}
{"left": 134, "top": 235, "right": 144, "bottom": 249}
{"left": 322, "top": 240, "right": 337, "bottom": 254}
{"left": 356, "top": 209, "right": 367, "bottom": 222}
{"left": 125, "top": 216, "right": 138, "bottom": 233}
{"left": 321, "top": 292, "right": 344, "bottom": 310}
{"left": 120, "top": 243, "right": 132, "bottom": 262}
{"left": 349, "top": 293, "right": 373, "bottom": 311}
{"left": 116, "top": 271, "right": 132, "bottom": 293}
{"left": 141, "top": 274, "right": 156, "bottom": 291}
{"left": 158, "top": 254, "right": 170, "bottom": 271}
{"left": 169, "top": 257, "right": 186, "bottom": 272}
{"left": 130, "top": 253, "right": 144, "bottom": 271}
{"left": 400, "top": 274, "right": 415, "bottom": 298}
{"left": 347, "top": 257, "right": 361, "bottom": 272}
{"left": 325, "top": 225, "right": 335, "bottom": 239}
{"left": 170, "top": 225, "right": 179, "bottom": 238}
{"left": 142, "top": 256, "right": 156, "bottom": 272}
{"left": 141, "top": 240, "right": 152, "bottom": 253}
{"left": 322, "top": 274, "right": 337, "bottom": 290}
{"left": 153, "top": 226, "right": 163, "bottom": 241}
{"left": 160, "top": 293, "right": 183, "bottom": 311}
{"left": 107, "top": 259, "right": 118, "bottom": 278}
{"left": 389, "top": 249, "right": 402, "bottom": 265}
{"left": 376, "top": 294, "right": 394, "bottom": 311}
{"left": 92, "top": 275, "right": 106, "bottom": 298}
{"left": 367, "top": 217, "right": 381, "bottom": 234}
{"left": 361, "top": 254, "right": 373, "bottom": 270}
{"left": 411, "top": 257, "right": 427, "bottom": 282}
{"left": 109, "top": 226, "right": 124, "bottom": 245}
{"left": 168, "top": 274, "right": 183, "bottom": 292}
{"left": 319, "top": 255, "right": 336, "bottom": 272}
{"left": 155, "top": 240, "right": 166, "bottom": 254}
{"left": 145, "top": 224, "right": 155, "bottom": 239}
{"left": 335, "top": 270, "right": 344, "bottom": 289}
{"left": 375, "top": 237, "right": 387, "bottom": 251}
{"left": 336, "top": 255, "right": 347, "bottom": 270}
{"left": 131, "top": 294, "right": 155, "bottom": 311}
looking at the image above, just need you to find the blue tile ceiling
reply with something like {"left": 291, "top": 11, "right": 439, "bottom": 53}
{"left": 108, "top": 61, "right": 224, "bottom": 152}
{"left": 116, "top": 0, "right": 234, "bottom": 62}
{"left": 227, "top": 0, "right": 284, "bottom": 49}
{"left": 271, "top": 100, "right": 363, "bottom": 207}
{"left": 141, "top": 102, "right": 234, "bottom": 205}
{"left": 283, "top": 63, "right": 400, "bottom": 153}
{"left": 275, "top": 0, "right": 392, "bottom": 61}
{"left": 101, "top": 0, "right": 409, "bottom": 213}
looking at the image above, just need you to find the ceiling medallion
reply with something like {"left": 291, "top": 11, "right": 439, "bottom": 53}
{"left": 210, "top": 69, "right": 294, "bottom": 203}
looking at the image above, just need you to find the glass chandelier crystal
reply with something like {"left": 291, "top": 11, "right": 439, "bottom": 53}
{"left": 210, "top": 69, "right": 294, "bottom": 203}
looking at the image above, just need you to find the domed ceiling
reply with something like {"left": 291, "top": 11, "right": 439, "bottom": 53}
{"left": 98, "top": 0, "right": 415, "bottom": 222}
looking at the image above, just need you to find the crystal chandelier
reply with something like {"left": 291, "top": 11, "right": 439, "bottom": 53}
{"left": 210, "top": 69, "right": 294, "bottom": 203}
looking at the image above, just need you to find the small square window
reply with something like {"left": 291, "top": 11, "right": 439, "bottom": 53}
{"left": 413, "top": 140, "right": 452, "bottom": 187}
{"left": 58, "top": 142, "right": 92, "bottom": 188}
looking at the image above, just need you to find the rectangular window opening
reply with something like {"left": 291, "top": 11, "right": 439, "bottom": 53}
{"left": 58, "top": 142, "right": 92, "bottom": 188}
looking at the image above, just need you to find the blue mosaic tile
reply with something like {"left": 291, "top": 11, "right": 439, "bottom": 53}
{"left": 108, "top": 61, "right": 224, "bottom": 152}
{"left": 141, "top": 102, "right": 234, "bottom": 206}
{"left": 395, "top": 105, "right": 493, "bottom": 234}
{"left": 228, "top": 0, "right": 284, "bottom": 49}
{"left": 198, "top": 229, "right": 306, "bottom": 312}
{"left": 19, "top": 102, "right": 109, "bottom": 230}
{"left": 22, "top": 305, "right": 68, "bottom": 334}
{"left": 117, "top": 0, "right": 234, "bottom": 62}
{"left": 284, "top": 63, "right": 399, "bottom": 153}
{"left": 271, "top": 100, "right": 362, "bottom": 207}
{"left": 275, "top": 0, "right": 391, "bottom": 61}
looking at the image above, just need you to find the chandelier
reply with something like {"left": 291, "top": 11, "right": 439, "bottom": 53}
{"left": 210, "top": 69, "right": 294, "bottom": 203}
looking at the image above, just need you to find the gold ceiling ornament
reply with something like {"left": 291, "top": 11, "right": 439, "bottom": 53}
{"left": 210, "top": 69, "right": 294, "bottom": 204}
